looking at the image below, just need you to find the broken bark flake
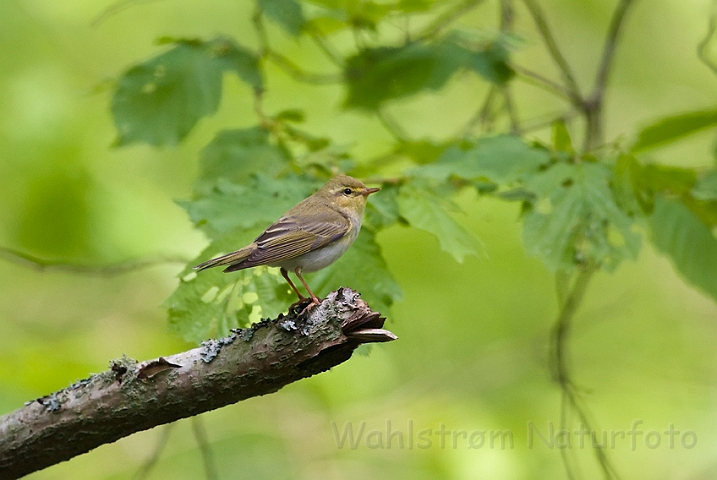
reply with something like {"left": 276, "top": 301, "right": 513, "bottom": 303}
{"left": 137, "top": 357, "right": 182, "bottom": 379}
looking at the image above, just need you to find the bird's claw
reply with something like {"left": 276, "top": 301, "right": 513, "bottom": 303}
{"left": 289, "top": 297, "right": 321, "bottom": 317}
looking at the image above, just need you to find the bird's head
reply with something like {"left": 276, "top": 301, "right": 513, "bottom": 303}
{"left": 318, "top": 174, "right": 380, "bottom": 217}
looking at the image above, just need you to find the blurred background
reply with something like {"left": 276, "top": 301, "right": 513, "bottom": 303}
{"left": 1, "top": 0, "right": 716, "bottom": 478}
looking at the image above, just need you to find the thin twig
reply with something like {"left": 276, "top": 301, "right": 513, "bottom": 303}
{"left": 253, "top": 87, "right": 273, "bottom": 130}
{"left": 377, "top": 108, "right": 409, "bottom": 141}
{"left": 698, "top": 0, "right": 717, "bottom": 76}
{"left": 132, "top": 424, "right": 175, "bottom": 480}
{"left": 91, "top": 0, "right": 169, "bottom": 27}
{"left": 520, "top": 109, "right": 577, "bottom": 134}
{"left": 253, "top": 8, "right": 341, "bottom": 85}
{"left": 191, "top": 417, "right": 218, "bottom": 480}
{"left": 550, "top": 264, "right": 620, "bottom": 480}
{"left": 0, "top": 247, "right": 188, "bottom": 276}
{"left": 521, "top": 0, "right": 582, "bottom": 104}
{"left": 499, "top": 0, "right": 520, "bottom": 134}
{"left": 309, "top": 31, "right": 346, "bottom": 67}
{"left": 513, "top": 66, "right": 576, "bottom": 102}
{"left": 503, "top": 86, "right": 520, "bottom": 134}
{"left": 252, "top": 6, "right": 270, "bottom": 55}
{"left": 559, "top": 392, "right": 577, "bottom": 480}
{"left": 413, "top": 0, "right": 487, "bottom": 42}
{"left": 266, "top": 52, "right": 343, "bottom": 84}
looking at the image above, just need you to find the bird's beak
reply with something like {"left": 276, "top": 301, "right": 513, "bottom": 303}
{"left": 362, "top": 187, "right": 381, "bottom": 196}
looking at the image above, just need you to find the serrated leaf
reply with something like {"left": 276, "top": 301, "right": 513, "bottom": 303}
{"left": 364, "top": 183, "right": 400, "bottom": 230}
{"left": 632, "top": 108, "right": 717, "bottom": 153}
{"left": 649, "top": 197, "right": 717, "bottom": 304}
{"left": 397, "top": 183, "right": 481, "bottom": 262}
{"left": 166, "top": 230, "right": 295, "bottom": 342}
{"left": 112, "top": 38, "right": 261, "bottom": 147}
{"left": 180, "top": 175, "right": 320, "bottom": 239}
{"left": 343, "top": 39, "right": 512, "bottom": 110}
{"left": 309, "top": 229, "right": 401, "bottom": 315}
{"left": 196, "top": 127, "right": 290, "bottom": 194}
{"left": 409, "top": 135, "right": 549, "bottom": 183}
{"left": 258, "top": 0, "right": 306, "bottom": 36}
{"left": 344, "top": 43, "right": 458, "bottom": 110}
{"left": 522, "top": 163, "right": 640, "bottom": 272}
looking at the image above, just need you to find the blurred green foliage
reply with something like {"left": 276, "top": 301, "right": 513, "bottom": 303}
{"left": 2, "top": 0, "right": 717, "bottom": 479}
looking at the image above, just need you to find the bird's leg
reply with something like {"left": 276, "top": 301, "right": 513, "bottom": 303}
{"left": 281, "top": 267, "right": 307, "bottom": 301}
{"left": 295, "top": 267, "right": 321, "bottom": 313}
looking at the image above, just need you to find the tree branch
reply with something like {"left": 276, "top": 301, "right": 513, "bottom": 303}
{"left": 0, "top": 288, "right": 396, "bottom": 479}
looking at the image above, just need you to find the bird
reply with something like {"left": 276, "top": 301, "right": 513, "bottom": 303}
{"left": 194, "top": 175, "right": 380, "bottom": 311}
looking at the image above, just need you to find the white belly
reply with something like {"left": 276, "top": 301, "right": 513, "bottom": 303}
{"left": 275, "top": 225, "right": 359, "bottom": 273}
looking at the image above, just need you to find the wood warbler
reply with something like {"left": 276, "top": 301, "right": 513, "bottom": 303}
{"left": 194, "top": 175, "right": 380, "bottom": 310}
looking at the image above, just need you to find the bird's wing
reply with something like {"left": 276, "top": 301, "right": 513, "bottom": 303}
{"left": 233, "top": 210, "right": 350, "bottom": 269}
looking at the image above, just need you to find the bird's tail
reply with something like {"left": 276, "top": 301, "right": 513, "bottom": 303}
{"left": 193, "top": 244, "right": 255, "bottom": 271}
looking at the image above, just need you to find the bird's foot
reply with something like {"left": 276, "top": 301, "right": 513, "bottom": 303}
{"left": 299, "top": 297, "right": 321, "bottom": 316}
{"left": 289, "top": 296, "right": 321, "bottom": 317}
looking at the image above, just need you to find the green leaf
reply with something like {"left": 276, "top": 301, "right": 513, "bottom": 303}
{"left": 460, "top": 41, "right": 515, "bottom": 85}
{"left": 211, "top": 39, "right": 263, "bottom": 88}
{"left": 112, "top": 38, "right": 262, "bottom": 147}
{"left": 632, "top": 108, "right": 717, "bottom": 153}
{"left": 258, "top": 0, "right": 306, "bottom": 36}
{"left": 310, "top": 229, "right": 402, "bottom": 315}
{"left": 692, "top": 170, "right": 717, "bottom": 201}
{"left": 166, "top": 230, "right": 295, "bottom": 342}
{"left": 409, "top": 135, "right": 549, "bottom": 183}
{"left": 344, "top": 43, "right": 459, "bottom": 110}
{"left": 179, "top": 175, "right": 320, "bottom": 239}
{"left": 552, "top": 120, "right": 574, "bottom": 153}
{"left": 522, "top": 163, "right": 641, "bottom": 272}
{"left": 649, "top": 197, "right": 717, "bottom": 304}
{"left": 364, "top": 183, "right": 400, "bottom": 230}
{"left": 303, "top": 0, "right": 393, "bottom": 32}
{"left": 397, "top": 183, "right": 482, "bottom": 262}
{"left": 196, "top": 127, "right": 290, "bottom": 194}
{"left": 275, "top": 109, "right": 306, "bottom": 123}
{"left": 343, "top": 38, "right": 512, "bottom": 110}
{"left": 170, "top": 178, "right": 400, "bottom": 340}
{"left": 394, "top": 139, "right": 455, "bottom": 165}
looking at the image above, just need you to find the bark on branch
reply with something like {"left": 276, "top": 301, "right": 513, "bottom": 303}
{"left": 0, "top": 288, "right": 396, "bottom": 479}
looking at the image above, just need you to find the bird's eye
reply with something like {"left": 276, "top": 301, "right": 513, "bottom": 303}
{"left": 343, "top": 188, "right": 352, "bottom": 195}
